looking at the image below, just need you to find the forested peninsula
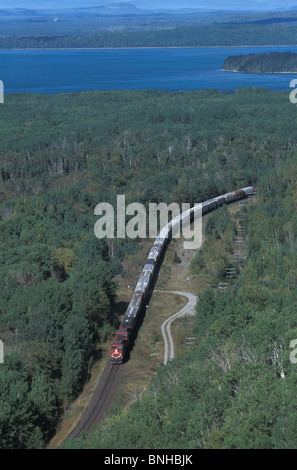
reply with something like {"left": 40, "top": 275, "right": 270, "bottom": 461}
{"left": 3, "top": 24, "right": 297, "bottom": 49}
{"left": 223, "top": 51, "right": 297, "bottom": 73}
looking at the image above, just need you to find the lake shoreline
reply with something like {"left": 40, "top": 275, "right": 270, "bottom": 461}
{"left": 222, "top": 68, "right": 297, "bottom": 74}
{"left": 1, "top": 45, "right": 297, "bottom": 52}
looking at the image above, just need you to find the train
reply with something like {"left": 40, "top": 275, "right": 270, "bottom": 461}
{"left": 110, "top": 186, "right": 256, "bottom": 364}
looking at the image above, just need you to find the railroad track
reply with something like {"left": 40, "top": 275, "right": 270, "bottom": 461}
{"left": 69, "top": 362, "right": 124, "bottom": 438}
{"left": 67, "top": 187, "right": 255, "bottom": 441}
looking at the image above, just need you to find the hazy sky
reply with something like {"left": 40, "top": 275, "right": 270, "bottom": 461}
{"left": 2, "top": 1, "right": 297, "bottom": 11}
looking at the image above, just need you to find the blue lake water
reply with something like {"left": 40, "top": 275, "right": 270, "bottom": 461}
{"left": 1, "top": 46, "right": 297, "bottom": 94}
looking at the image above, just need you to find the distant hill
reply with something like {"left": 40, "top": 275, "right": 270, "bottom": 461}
{"left": 226, "top": 16, "right": 297, "bottom": 25}
{"left": 223, "top": 51, "right": 297, "bottom": 73}
{"left": 0, "top": 8, "right": 40, "bottom": 17}
{"left": 76, "top": 3, "right": 142, "bottom": 15}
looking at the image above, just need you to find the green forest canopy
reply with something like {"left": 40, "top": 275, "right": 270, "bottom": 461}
{"left": 2, "top": 23, "right": 297, "bottom": 48}
{"left": 65, "top": 151, "right": 297, "bottom": 449}
{"left": 1, "top": 87, "right": 297, "bottom": 448}
{"left": 224, "top": 52, "right": 297, "bottom": 73}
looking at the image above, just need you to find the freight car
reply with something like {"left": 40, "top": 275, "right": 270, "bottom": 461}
{"left": 110, "top": 186, "right": 255, "bottom": 364}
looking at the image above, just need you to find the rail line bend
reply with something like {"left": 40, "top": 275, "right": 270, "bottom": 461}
{"left": 67, "top": 186, "right": 255, "bottom": 441}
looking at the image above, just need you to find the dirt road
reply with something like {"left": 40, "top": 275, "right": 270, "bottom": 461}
{"left": 157, "top": 291, "right": 197, "bottom": 365}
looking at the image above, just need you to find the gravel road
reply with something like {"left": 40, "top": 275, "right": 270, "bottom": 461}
{"left": 157, "top": 291, "right": 197, "bottom": 365}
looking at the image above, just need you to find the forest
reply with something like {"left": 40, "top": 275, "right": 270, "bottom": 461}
{"left": 2, "top": 22, "right": 297, "bottom": 49}
{"left": 1, "top": 87, "right": 297, "bottom": 448}
{"left": 224, "top": 52, "right": 297, "bottom": 73}
{"left": 66, "top": 156, "right": 297, "bottom": 448}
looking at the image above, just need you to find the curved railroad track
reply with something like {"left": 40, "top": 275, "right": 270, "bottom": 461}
{"left": 66, "top": 187, "right": 255, "bottom": 442}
